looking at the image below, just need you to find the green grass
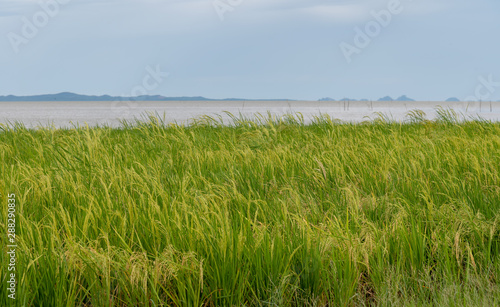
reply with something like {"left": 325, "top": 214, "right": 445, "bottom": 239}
{"left": 1, "top": 110, "right": 499, "bottom": 306}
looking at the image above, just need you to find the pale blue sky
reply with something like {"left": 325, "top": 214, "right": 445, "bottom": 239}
{"left": 1, "top": 0, "right": 499, "bottom": 101}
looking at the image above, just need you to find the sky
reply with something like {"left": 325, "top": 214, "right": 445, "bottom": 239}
{"left": 0, "top": 0, "right": 499, "bottom": 101}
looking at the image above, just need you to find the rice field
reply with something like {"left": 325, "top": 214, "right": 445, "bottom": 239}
{"left": 1, "top": 110, "right": 499, "bottom": 306}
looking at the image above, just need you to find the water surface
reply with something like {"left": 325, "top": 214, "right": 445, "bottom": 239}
{"left": 1, "top": 100, "right": 499, "bottom": 128}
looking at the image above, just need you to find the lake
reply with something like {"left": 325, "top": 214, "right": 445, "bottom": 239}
{"left": 1, "top": 100, "right": 499, "bottom": 128}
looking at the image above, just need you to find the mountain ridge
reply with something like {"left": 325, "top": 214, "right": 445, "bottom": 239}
{"left": 0, "top": 92, "right": 294, "bottom": 102}
{"left": 1, "top": 93, "right": 488, "bottom": 102}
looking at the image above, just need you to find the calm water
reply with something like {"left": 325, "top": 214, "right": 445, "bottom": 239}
{"left": 1, "top": 100, "right": 499, "bottom": 128}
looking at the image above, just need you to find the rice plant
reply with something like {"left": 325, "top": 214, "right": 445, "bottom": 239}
{"left": 0, "top": 111, "right": 499, "bottom": 306}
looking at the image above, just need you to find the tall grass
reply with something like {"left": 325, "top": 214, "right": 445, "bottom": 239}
{"left": 1, "top": 110, "right": 499, "bottom": 306}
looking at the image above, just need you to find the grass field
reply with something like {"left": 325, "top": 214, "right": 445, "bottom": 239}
{"left": 1, "top": 110, "right": 500, "bottom": 306}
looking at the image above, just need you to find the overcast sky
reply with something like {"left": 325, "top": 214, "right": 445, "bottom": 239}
{"left": 1, "top": 0, "right": 499, "bottom": 100}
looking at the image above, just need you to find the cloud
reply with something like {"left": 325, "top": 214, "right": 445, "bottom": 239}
{"left": 0, "top": 0, "right": 34, "bottom": 15}
{"left": 299, "top": 4, "right": 369, "bottom": 22}
{"left": 208, "top": 0, "right": 450, "bottom": 25}
{"left": 0, "top": 0, "right": 450, "bottom": 25}
{"left": 238, "top": 0, "right": 375, "bottom": 23}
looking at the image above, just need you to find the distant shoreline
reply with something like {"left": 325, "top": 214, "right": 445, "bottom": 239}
{"left": 2, "top": 92, "right": 494, "bottom": 103}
